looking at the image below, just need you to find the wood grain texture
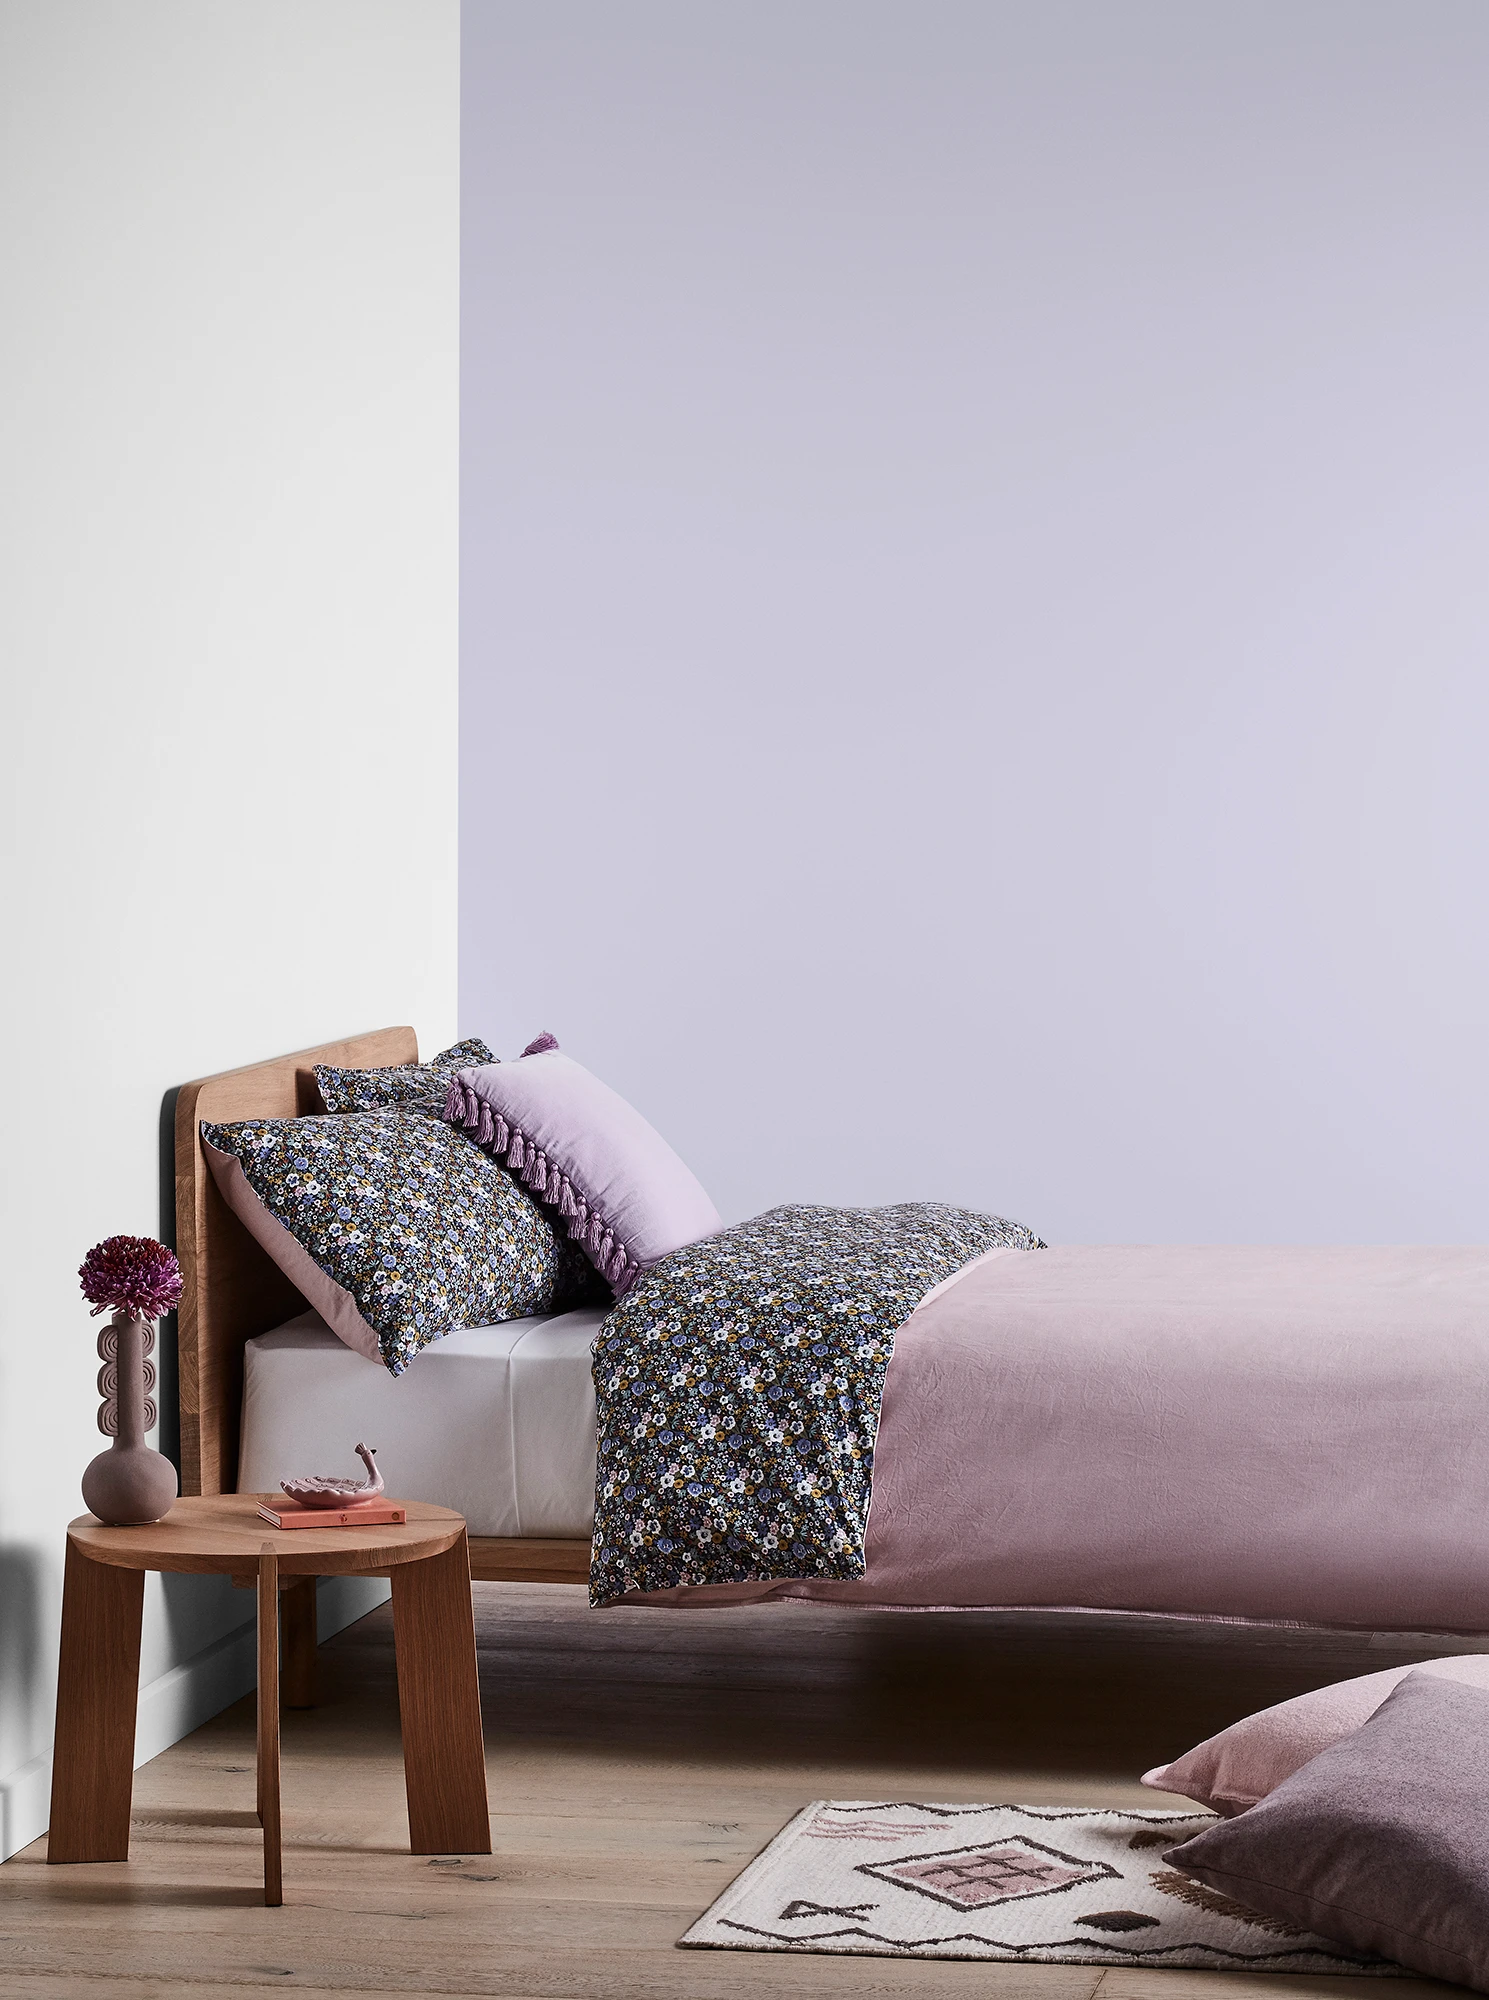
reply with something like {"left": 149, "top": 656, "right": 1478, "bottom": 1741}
{"left": 66, "top": 1496, "right": 465, "bottom": 1577}
{"left": 281, "top": 1578, "right": 318, "bottom": 1710}
{"left": 11, "top": 1589, "right": 1457, "bottom": 1996}
{"left": 467, "top": 1537, "right": 589, "bottom": 1585}
{"left": 46, "top": 1541, "right": 145, "bottom": 1864}
{"left": 48, "top": 1504, "right": 479, "bottom": 1904}
{"left": 391, "top": 1534, "right": 491, "bottom": 1856}
{"left": 256, "top": 1548, "right": 282, "bottom": 1907}
{"left": 174, "top": 1026, "right": 416, "bottom": 1498}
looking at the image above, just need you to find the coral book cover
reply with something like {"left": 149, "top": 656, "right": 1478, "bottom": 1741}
{"left": 257, "top": 1503, "right": 408, "bottom": 1530}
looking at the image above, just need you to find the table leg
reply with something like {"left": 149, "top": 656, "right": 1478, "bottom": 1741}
{"left": 47, "top": 1540, "right": 144, "bottom": 1863}
{"left": 391, "top": 1533, "right": 491, "bottom": 1854}
{"left": 281, "top": 1577, "right": 317, "bottom": 1709}
{"left": 257, "top": 1547, "right": 282, "bottom": 1906}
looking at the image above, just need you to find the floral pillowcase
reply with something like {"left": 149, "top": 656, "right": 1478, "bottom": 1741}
{"left": 201, "top": 1105, "right": 600, "bottom": 1375}
{"left": 314, "top": 1038, "right": 497, "bottom": 1118}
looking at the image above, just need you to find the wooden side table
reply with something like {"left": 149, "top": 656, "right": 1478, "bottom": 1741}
{"left": 47, "top": 1495, "right": 491, "bottom": 1904}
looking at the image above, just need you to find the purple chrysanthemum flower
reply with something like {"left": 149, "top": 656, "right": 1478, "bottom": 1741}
{"left": 78, "top": 1234, "right": 183, "bottom": 1321}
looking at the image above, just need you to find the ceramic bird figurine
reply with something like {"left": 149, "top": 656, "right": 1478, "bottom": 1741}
{"left": 280, "top": 1443, "right": 385, "bottom": 1510}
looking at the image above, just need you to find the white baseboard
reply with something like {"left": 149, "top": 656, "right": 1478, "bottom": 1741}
{"left": 0, "top": 1573, "right": 388, "bottom": 1863}
{"left": 0, "top": 1750, "right": 50, "bottom": 1865}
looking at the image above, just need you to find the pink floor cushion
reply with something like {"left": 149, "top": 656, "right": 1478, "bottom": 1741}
{"left": 442, "top": 1035, "right": 723, "bottom": 1293}
{"left": 1163, "top": 1673, "right": 1489, "bottom": 1989}
{"left": 1143, "top": 1651, "right": 1489, "bottom": 1814}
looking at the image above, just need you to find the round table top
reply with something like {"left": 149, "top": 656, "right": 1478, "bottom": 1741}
{"left": 67, "top": 1493, "right": 468, "bottom": 1576}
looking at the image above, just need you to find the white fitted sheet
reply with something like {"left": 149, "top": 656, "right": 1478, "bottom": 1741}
{"left": 238, "top": 1307, "right": 604, "bottom": 1537}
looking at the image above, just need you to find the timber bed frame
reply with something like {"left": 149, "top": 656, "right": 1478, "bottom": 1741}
{"left": 174, "top": 1027, "right": 592, "bottom": 1597}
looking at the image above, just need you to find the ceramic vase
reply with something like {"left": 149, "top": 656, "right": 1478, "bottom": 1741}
{"left": 81, "top": 1311, "right": 178, "bottom": 1525}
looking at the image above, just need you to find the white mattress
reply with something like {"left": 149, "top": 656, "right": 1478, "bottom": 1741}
{"left": 239, "top": 1307, "right": 604, "bottom": 1537}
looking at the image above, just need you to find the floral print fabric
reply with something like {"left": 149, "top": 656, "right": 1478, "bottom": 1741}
{"left": 589, "top": 1202, "right": 1045, "bottom": 1606}
{"left": 314, "top": 1039, "right": 497, "bottom": 1117}
{"left": 201, "top": 1107, "right": 588, "bottom": 1375}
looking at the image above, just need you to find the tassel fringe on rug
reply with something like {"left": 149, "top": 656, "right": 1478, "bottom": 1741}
{"left": 680, "top": 1803, "right": 1405, "bottom": 1971}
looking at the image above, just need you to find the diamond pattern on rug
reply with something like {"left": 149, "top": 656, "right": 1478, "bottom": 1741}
{"left": 860, "top": 1835, "right": 1116, "bottom": 1910}
{"left": 679, "top": 1802, "right": 1409, "bottom": 1970}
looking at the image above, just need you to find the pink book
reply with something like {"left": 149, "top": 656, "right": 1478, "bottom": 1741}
{"left": 257, "top": 1501, "right": 408, "bottom": 1530}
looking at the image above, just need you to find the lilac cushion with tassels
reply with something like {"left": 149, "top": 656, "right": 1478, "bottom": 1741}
{"left": 442, "top": 1036, "right": 723, "bottom": 1293}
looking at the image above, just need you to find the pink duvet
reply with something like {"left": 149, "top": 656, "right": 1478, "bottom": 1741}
{"left": 640, "top": 1245, "right": 1489, "bottom": 1631}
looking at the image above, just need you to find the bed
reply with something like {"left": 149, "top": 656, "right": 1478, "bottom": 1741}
{"left": 178, "top": 1029, "right": 1489, "bottom": 1635}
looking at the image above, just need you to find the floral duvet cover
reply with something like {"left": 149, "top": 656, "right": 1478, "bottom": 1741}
{"left": 588, "top": 1202, "right": 1043, "bottom": 1606}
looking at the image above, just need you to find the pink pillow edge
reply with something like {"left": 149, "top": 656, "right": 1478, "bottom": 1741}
{"left": 201, "top": 1136, "right": 382, "bottom": 1365}
{"left": 1141, "top": 1652, "right": 1489, "bottom": 1813}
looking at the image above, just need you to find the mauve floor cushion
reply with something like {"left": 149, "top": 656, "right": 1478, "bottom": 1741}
{"left": 1144, "top": 1652, "right": 1489, "bottom": 1814}
{"left": 1164, "top": 1672, "right": 1489, "bottom": 1990}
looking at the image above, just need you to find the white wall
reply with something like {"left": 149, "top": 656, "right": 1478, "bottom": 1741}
{"left": 461, "top": 1, "right": 1489, "bottom": 1246}
{"left": 0, "top": 1, "right": 459, "bottom": 1860}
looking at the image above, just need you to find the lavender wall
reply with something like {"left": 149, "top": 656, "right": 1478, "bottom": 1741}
{"left": 461, "top": 1, "right": 1489, "bottom": 1243}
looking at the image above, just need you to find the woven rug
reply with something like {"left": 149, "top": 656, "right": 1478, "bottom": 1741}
{"left": 680, "top": 1802, "right": 1405, "bottom": 1971}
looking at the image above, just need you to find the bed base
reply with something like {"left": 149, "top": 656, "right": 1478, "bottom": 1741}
{"left": 174, "top": 1028, "right": 592, "bottom": 1590}
{"left": 468, "top": 1537, "right": 589, "bottom": 1584}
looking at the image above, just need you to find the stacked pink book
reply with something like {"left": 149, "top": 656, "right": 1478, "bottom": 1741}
{"left": 257, "top": 1500, "right": 407, "bottom": 1529}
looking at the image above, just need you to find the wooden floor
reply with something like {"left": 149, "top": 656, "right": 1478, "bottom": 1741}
{"left": 1, "top": 1585, "right": 1456, "bottom": 1998}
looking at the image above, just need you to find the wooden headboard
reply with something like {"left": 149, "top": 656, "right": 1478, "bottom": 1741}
{"left": 173, "top": 1026, "right": 416, "bottom": 1496}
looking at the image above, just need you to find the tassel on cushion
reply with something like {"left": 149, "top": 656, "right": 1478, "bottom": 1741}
{"left": 438, "top": 1042, "right": 723, "bottom": 1302}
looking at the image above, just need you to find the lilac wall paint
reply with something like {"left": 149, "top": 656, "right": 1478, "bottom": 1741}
{"left": 461, "top": 2, "right": 1489, "bottom": 1242}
